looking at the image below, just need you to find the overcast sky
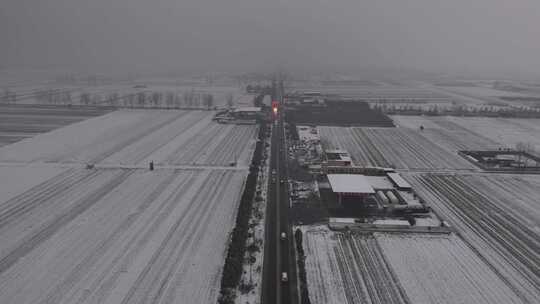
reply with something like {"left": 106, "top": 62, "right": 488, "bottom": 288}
{"left": 1, "top": 0, "right": 540, "bottom": 76}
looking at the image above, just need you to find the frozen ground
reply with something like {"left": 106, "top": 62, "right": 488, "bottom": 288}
{"left": 406, "top": 173, "right": 540, "bottom": 303}
{"left": 392, "top": 116, "right": 540, "bottom": 152}
{"left": 0, "top": 168, "right": 246, "bottom": 304}
{"left": 302, "top": 226, "right": 409, "bottom": 304}
{"left": 376, "top": 233, "right": 525, "bottom": 304}
{"left": 301, "top": 226, "right": 525, "bottom": 304}
{"left": 0, "top": 106, "right": 259, "bottom": 304}
{"left": 0, "top": 109, "right": 258, "bottom": 167}
{"left": 0, "top": 165, "right": 66, "bottom": 203}
{"left": 444, "top": 117, "right": 540, "bottom": 153}
{"left": 0, "top": 104, "right": 110, "bottom": 147}
{"left": 318, "top": 127, "right": 475, "bottom": 170}
{"left": 391, "top": 115, "right": 503, "bottom": 151}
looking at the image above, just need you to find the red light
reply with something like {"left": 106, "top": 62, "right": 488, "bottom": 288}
{"left": 273, "top": 106, "right": 278, "bottom": 114}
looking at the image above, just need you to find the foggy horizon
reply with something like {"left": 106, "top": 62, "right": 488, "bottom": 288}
{"left": 2, "top": 0, "right": 540, "bottom": 78}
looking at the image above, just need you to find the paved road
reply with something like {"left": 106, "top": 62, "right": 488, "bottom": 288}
{"left": 262, "top": 83, "right": 298, "bottom": 304}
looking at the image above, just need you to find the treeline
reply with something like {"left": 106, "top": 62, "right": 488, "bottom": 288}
{"left": 373, "top": 103, "right": 540, "bottom": 118}
{"left": 218, "top": 118, "right": 268, "bottom": 304}
{"left": 1, "top": 89, "right": 17, "bottom": 104}
{"left": 295, "top": 229, "right": 311, "bottom": 304}
{"left": 25, "top": 89, "right": 218, "bottom": 109}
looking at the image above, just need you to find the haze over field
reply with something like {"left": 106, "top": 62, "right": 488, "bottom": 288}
{"left": 2, "top": 0, "right": 540, "bottom": 76}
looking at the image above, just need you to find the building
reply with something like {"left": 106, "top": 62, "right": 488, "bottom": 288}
{"left": 327, "top": 174, "right": 375, "bottom": 205}
{"left": 230, "top": 107, "right": 262, "bottom": 120}
{"left": 387, "top": 172, "right": 412, "bottom": 191}
{"left": 324, "top": 149, "right": 352, "bottom": 167}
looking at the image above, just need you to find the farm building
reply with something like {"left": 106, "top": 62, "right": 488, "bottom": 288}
{"left": 231, "top": 106, "right": 261, "bottom": 119}
{"left": 327, "top": 174, "right": 375, "bottom": 205}
{"left": 324, "top": 149, "right": 352, "bottom": 167}
{"left": 387, "top": 172, "right": 412, "bottom": 190}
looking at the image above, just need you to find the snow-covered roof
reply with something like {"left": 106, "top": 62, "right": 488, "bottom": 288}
{"left": 387, "top": 172, "right": 412, "bottom": 189}
{"left": 327, "top": 174, "right": 375, "bottom": 194}
{"left": 329, "top": 217, "right": 356, "bottom": 224}
{"left": 373, "top": 219, "right": 410, "bottom": 226}
{"left": 365, "top": 176, "right": 394, "bottom": 189}
{"left": 232, "top": 107, "right": 261, "bottom": 113}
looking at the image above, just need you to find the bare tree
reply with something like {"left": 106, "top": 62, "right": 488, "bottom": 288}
{"left": 183, "top": 89, "right": 195, "bottom": 107}
{"left": 106, "top": 93, "right": 119, "bottom": 106}
{"left": 61, "top": 92, "right": 72, "bottom": 105}
{"left": 137, "top": 92, "right": 146, "bottom": 107}
{"left": 174, "top": 94, "right": 181, "bottom": 108}
{"left": 79, "top": 93, "right": 91, "bottom": 105}
{"left": 2, "top": 89, "right": 16, "bottom": 104}
{"left": 125, "top": 94, "right": 135, "bottom": 108}
{"left": 2, "top": 89, "right": 9, "bottom": 104}
{"left": 165, "top": 92, "right": 175, "bottom": 109}
{"left": 203, "top": 94, "right": 214, "bottom": 109}
{"left": 47, "top": 89, "right": 56, "bottom": 104}
{"left": 91, "top": 94, "right": 102, "bottom": 105}
{"left": 150, "top": 92, "right": 162, "bottom": 107}
{"left": 226, "top": 93, "right": 234, "bottom": 109}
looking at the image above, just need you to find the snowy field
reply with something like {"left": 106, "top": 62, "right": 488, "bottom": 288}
{"left": 302, "top": 226, "right": 409, "bottom": 304}
{"left": 0, "top": 110, "right": 258, "bottom": 167}
{"left": 318, "top": 127, "right": 475, "bottom": 170}
{"left": 0, "top": 167, "right": 246, "bottom": 304}
{"left": 391, "top": 115, "right": 502, "bottom": 151}
{"left": 0, "top": 105, "right": 259, "bottom": 303}
{"left": 392, "top": 116, "right": 540, "bottom": 152}
{"left": 376, "top": 233, "right": 526, "bottom": 304}
{"left": 0, "top": 104, "right": 110, "bottom": 147}
{"left": 444, "top": 117, "right": 540, "bottom": 153}
{"left": 302, "top": 226, "right": 525, "bottom": 304}
{"left": 406, "top": 173, "right": 540, "bottom": 303}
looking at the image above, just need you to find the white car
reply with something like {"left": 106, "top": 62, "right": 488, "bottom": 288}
{"left": 280, "top": 232, "right": 287, "bottom": 240}
{"left": 281, "top": 272, "right": 288, "bottom": 282}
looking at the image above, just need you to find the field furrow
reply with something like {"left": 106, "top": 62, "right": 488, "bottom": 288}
{"left": 406, "top": 173, "right": 540, "bottom": 303}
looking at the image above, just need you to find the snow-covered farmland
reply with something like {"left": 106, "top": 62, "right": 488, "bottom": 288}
{"left": 0, "top": 167, "right": 246, "bottom": 304}
{"left": 302, "top": 226, "right": 525, "bottom": 304}
{"left": 392, "top": 116, "right": 540, "bottom": 153}
{"left": 0, "top": 104, "right": 110, "bottom": 147}
{"left": 406, "top": 173, "right": 540, "bottom": 303}
{"left": 443, "top": 117, "right": 540, "bottom": 153}
{"left": 302, "top": 227, "right": 409, "bottom": 304}
{"left": 391, "top": 115, "right": 502, "bottom": 151}
{"left": 0, "top": 110, "right": 258, "bottom": 167}
{"left": 318, "top": 127, "right": 475, "bottom": 170}
{"left": 376, "top": 233, "right": 525, "bottom": 304}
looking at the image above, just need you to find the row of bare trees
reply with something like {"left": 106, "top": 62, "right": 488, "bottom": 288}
{"left": 26, "top": 89, "right": 230, "bottom": 109}
{"left": 2, "top": 89, "right": 17, "bottom": 104}
{"left": 3, "top": 87, "right": 236, "bottom": 109}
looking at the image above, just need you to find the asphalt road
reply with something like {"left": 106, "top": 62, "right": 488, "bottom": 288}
{"left": 262, "top": 85, "right": 298, "bottom": 304}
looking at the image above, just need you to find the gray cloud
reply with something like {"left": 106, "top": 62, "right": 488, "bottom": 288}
{"left": 1, "top": 0, "right": 540, "bottom": 76}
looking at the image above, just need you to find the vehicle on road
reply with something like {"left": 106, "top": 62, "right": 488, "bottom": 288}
{"left": 281, "top": 272, "right": 288, "bottom": 282}
{"left": 281, "top": 232, "right": 287, "bottom": 240}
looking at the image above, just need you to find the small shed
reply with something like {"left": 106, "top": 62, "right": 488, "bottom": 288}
{"left": 387, "top": 172, "right": 412, "bottom": 191}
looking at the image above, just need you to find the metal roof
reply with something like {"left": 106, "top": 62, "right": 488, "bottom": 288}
{"left": 327, "top": 174, "right": 375, "bottom": 194}
{"left": 387, "top": 173, "right": 412, "bottom": 189}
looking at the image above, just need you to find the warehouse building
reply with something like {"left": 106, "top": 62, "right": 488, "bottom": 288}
{"left": 327, "top": 174, "right": 375, "bottom": 205}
